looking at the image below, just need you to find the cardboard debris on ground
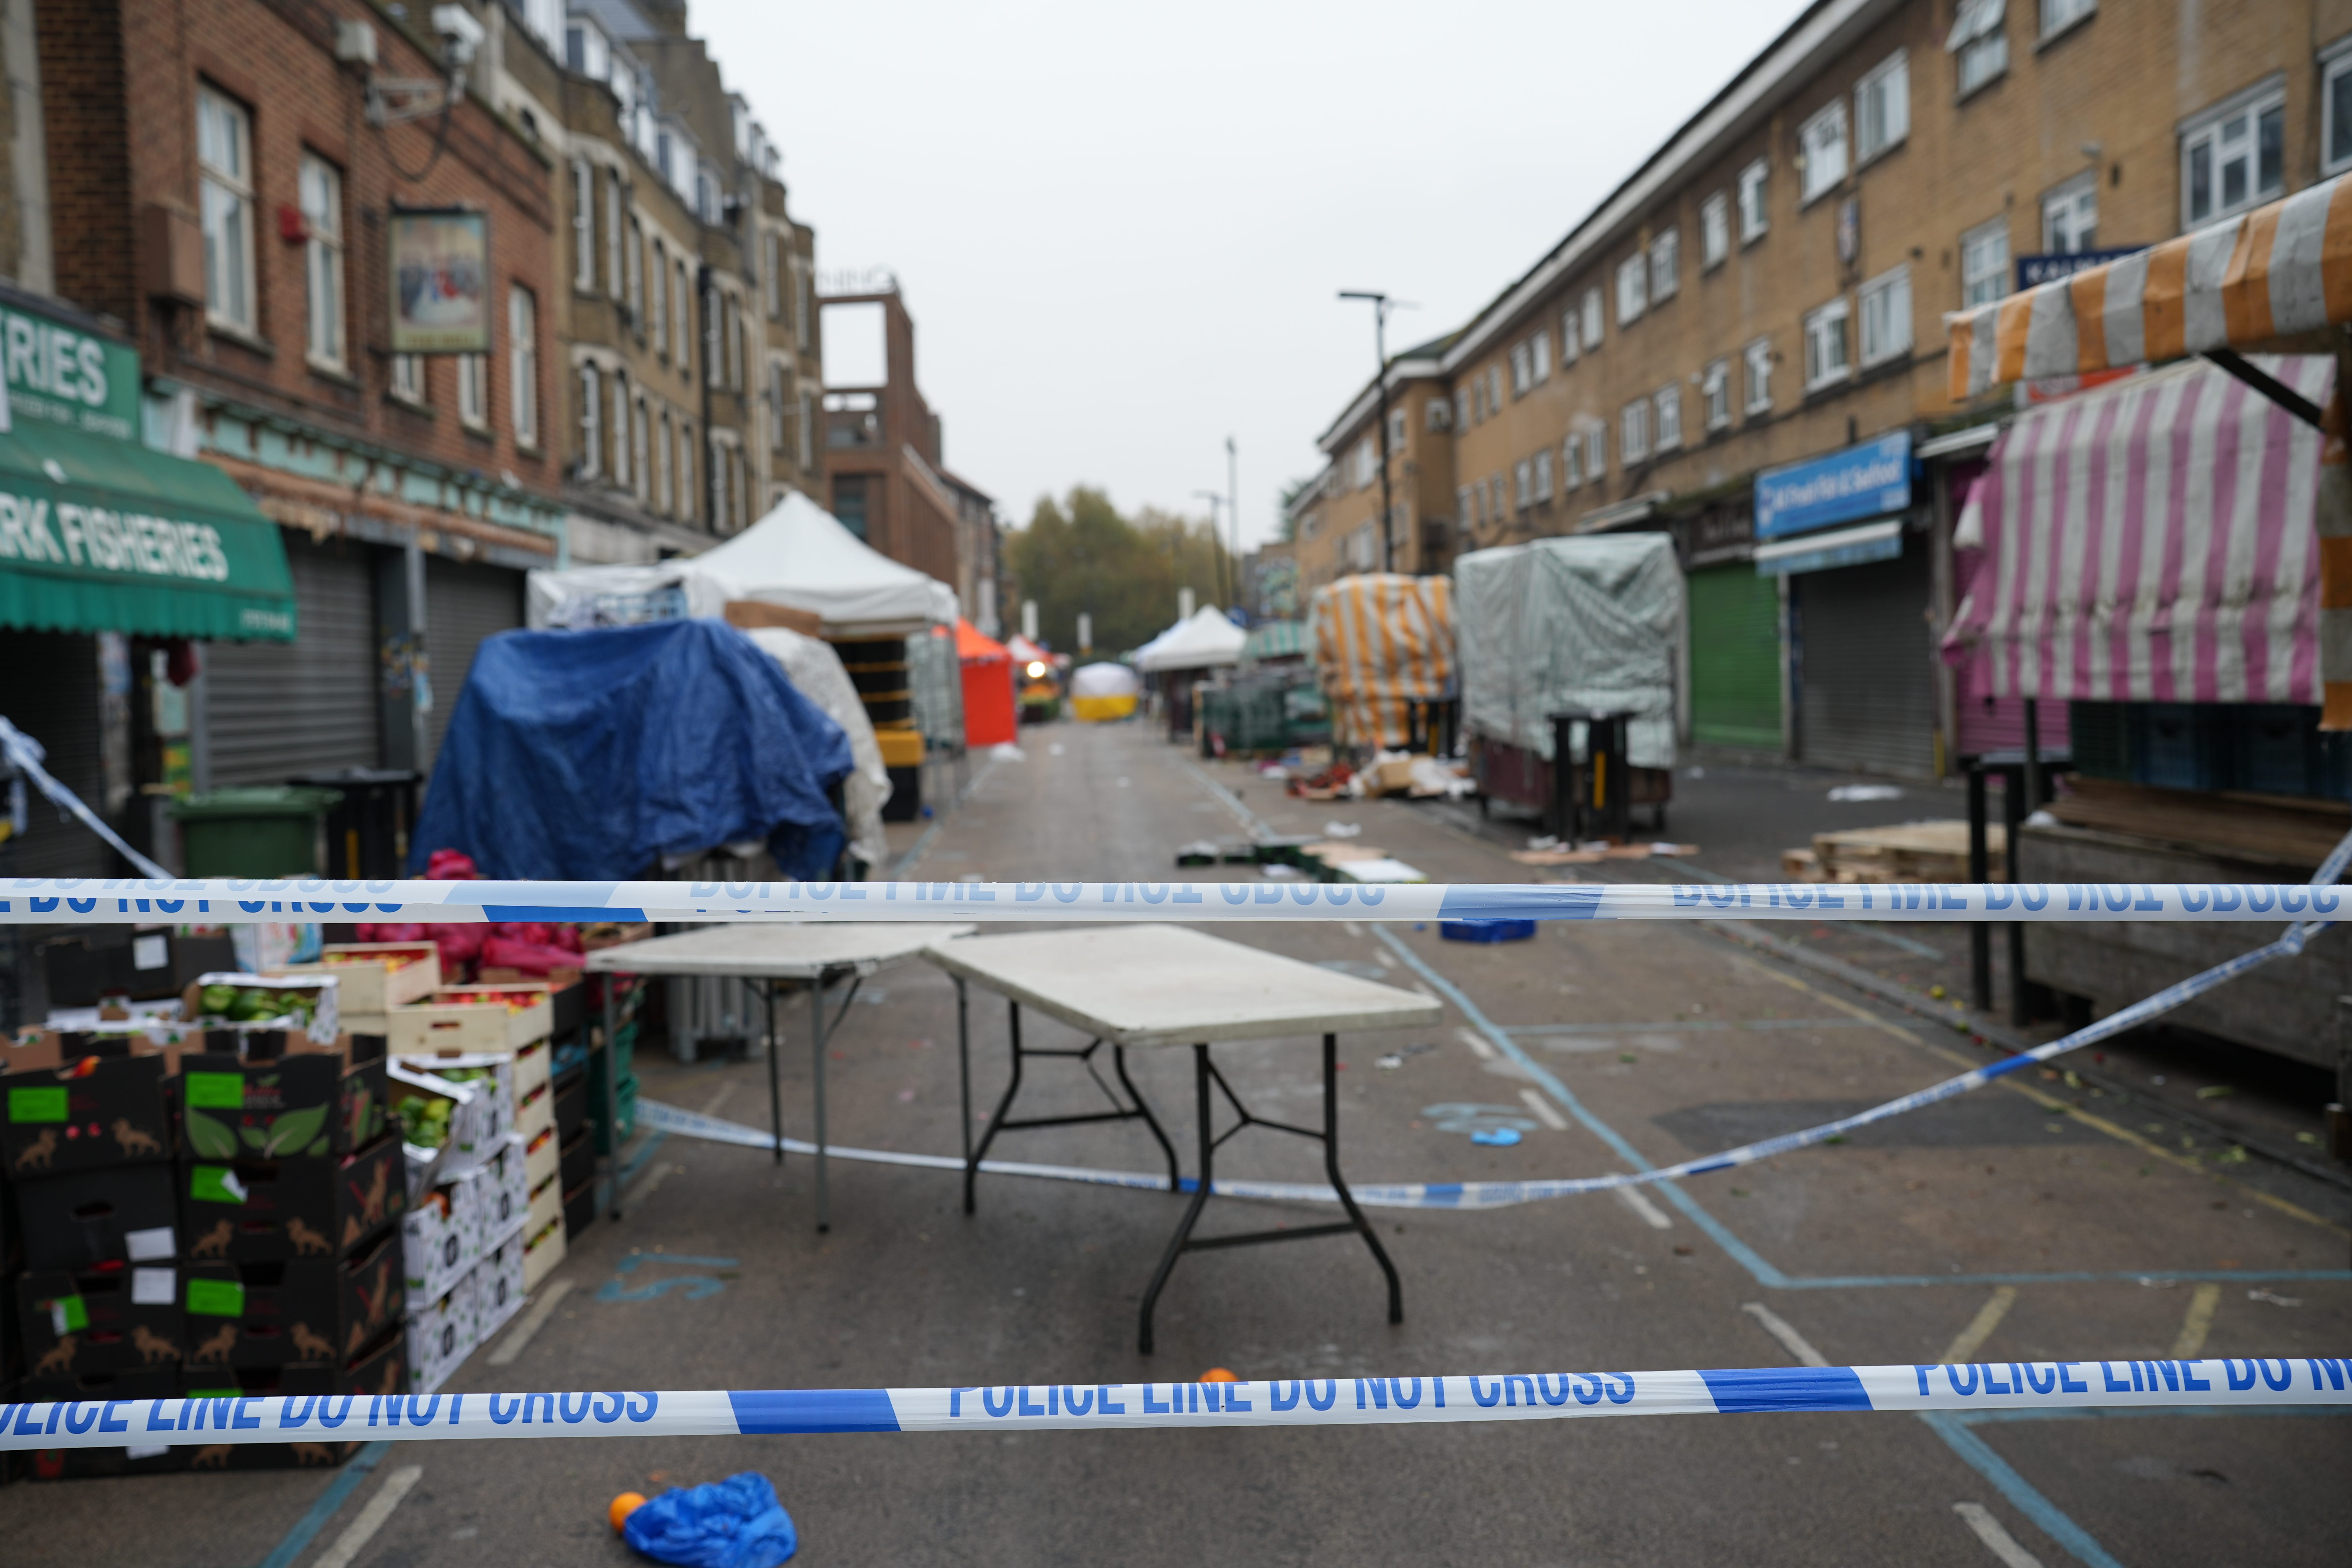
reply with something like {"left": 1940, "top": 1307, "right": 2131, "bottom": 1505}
{"left": 1509, "top": 842, "right": 1699, "bottom": 866}
{"left": 1783, "top": 820, "right": 2002, "bottom": 883}
{"left": 1302, "top": 841, "right": 1388, "bottom": 864}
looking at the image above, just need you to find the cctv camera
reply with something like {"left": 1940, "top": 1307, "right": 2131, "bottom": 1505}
{"left": 431, "top": 5, "right": 485, "bottom": 66}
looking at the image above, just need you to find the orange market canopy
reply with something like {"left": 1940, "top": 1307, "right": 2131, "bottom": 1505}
{"left": 1308, "top": 574, "right": 1456, "bottom": 748}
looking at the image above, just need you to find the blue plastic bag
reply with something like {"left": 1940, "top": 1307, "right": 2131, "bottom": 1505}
{"left": 623, "top": 1472, "right": 798, "bottom": 1568}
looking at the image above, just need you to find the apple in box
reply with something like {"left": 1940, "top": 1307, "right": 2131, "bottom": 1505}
{"left": 18, "top": 1262, "right": 186, "bottom": 1378}
{"left": 2, "top": 1052, "right": 173, "bottom": 1178}
{"left": 181, "top": 1229, "right": 403, "bottom": 1369}
{"left": 180, "top": 1133, "right": 405, "bottom": 1264}
{"left": 178, "top": 1035, "right": 389, "bottom": 1163}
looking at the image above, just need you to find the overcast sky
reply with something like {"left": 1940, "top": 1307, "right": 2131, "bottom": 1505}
{"left": 695, "top": 0, "right": 1813, "bottom": 554}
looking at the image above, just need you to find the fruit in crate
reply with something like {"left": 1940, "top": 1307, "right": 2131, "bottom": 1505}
{"left": 397, "top": 1094, "right": 454, "bottom": 1148}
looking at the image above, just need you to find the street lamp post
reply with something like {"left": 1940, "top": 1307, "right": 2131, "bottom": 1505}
{"left": 1194, "top": 491, "right": 1228, "bottom": 607}
{"left": 1226, "top": 436, "right": 1240, "bottom": 612}
{"left": 1339, "top": 290, "right": 1395, "bottom": 574}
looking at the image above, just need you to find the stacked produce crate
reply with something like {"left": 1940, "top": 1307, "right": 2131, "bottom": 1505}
{"left": 4, "top": 972, "right": 408, "bottom": 1479}
{"left": 837, "top": 636, "right": 925, "bottom": 820}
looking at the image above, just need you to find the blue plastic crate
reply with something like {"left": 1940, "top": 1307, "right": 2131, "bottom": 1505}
{"left": 2234, "top": 704, "right": 2319, "bottom": 797}
{"left": 1440, "top": 918, "right": 1537, "bottom": 943}
{"left": 2135, "top": 703, "right": 2228, "bottom": 791}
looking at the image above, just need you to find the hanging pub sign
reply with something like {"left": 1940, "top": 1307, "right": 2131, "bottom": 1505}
{"left": 388, "top": 209, "right": 491, "bottom": 355}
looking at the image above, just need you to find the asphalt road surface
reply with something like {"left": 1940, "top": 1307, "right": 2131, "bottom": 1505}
{"left": 8, "top": 719, "right": 2348, "bottom": 1566}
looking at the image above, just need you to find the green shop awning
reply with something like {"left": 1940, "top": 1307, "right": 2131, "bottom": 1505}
{"left": 0, "top": 421, "right": 296, "bottom": 641}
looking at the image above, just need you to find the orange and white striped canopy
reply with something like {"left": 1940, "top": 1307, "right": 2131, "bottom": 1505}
{"left": 1947, "top": 173, "right": 2352, "bottom": 400}
{"left": 1307, "top": 574, "right": 1455, "bottom": 748}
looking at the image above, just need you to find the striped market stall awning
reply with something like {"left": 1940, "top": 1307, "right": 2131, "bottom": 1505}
{"left": 1940, "top": 353, "right": 2332, "bottom": 707}
{"left": 1945, "top": 173, "right": 2352, "bottom": 402}
{"left": 1308, "top": 574, "right": 1455, "bottom": 748}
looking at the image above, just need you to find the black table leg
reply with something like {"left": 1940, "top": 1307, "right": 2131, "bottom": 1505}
{"left": 954, "top": 976, "right": 971, "bottom": 1181}
{"left": 1115, "top": 1045, "right": 1181, "bottom": 1192}
{"left": 1138, "top": 1043, "right": 1216, "bottom": 1355}
{"left": 967, "top": 999, "right": 1026, "bottom": 1215}
{"left": 1324, "top": 1032, "right": 1402, "bottom": 1324}
{"left": 965, "top": 1000, "right": 1177, "bottom": 1214}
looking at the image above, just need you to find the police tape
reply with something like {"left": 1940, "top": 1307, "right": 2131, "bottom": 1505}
{"left": 633, "top": 900, "right": 2332, "bottom": 1209}
{"left": 5, "top": 876, "right": 2350, "bottom": 925}
{"left": 5, "top": 1359, "right": 2346, "bottom": 1450}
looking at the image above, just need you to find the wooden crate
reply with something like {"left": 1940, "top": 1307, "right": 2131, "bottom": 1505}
{"left": 1793, "top": 820, "right": 2006, "bottom": 883}
{"left": 520, "top": 1217, "right": 566, "bottom": 1292}
{"left": 286, "top": 944, "right": 442, "bottom": 1012}
{"left": 376, "top": 987, "right": 554, "bottom": 1054}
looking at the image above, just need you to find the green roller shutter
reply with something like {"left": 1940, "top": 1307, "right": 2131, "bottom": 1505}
{"left": 1688, "top": 562, "right": 1781, "bottom": 751}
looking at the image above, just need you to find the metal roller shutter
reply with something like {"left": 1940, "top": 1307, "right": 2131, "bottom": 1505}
{"left": 0, "top": 629, "right": 109, "bottom": 878}
{"left": 423, "top": 557, "right": 523, "bottom": 772}
{"left": 1794, "top": 545, "right": 1936, "bottom": 777}
{"left": 1687, "top": 564, "right": 1781, "bottom": 752}
{"left": 205, "top": 534, "right": 381, "bottom": 786}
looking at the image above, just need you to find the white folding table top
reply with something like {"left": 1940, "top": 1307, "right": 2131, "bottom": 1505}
{"left": 583, "top": 922, "right": 978, "bottom": 979}
{"left": 921, "top": 924, "right": 1442, "bottom": 1048}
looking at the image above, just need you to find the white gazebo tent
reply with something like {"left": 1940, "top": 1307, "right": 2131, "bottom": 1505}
{"left": 695, "top": 492, "right": 959, "bottom": 637}
{"left": 1134, "top": 605, "right": 1246, "bottom": 672}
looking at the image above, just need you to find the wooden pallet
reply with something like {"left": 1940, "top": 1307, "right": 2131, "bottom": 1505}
{"left": 1784, "top": 819, "right": 2005, "bottom": 883}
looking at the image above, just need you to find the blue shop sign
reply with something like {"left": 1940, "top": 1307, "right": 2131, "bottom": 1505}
{"left": 2015, "top": 247, "right": 2141, "bottom": 290}
{"left": 1753, "top": 431, "right": 1911, "bottom": 541}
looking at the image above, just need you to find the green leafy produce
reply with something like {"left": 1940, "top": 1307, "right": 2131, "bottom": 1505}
{"left": 230, "top": 989, "right": 275, "bottom": 1021}
{"left": 395, "top": 1093, "right": 454, "bottom": 1149}
{"left": 198, "top": 984, "right": 237, "bottom": 1015}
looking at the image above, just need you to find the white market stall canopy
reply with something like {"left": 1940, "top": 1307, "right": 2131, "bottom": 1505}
{"left": 1135, "top": 606, "right": 1247, "bottom": 673}
{"left": 694, "top": 493, "right": 958, "bottom": 637}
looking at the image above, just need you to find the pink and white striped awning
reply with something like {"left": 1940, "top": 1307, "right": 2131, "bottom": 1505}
{"left": 1940, "top": 353, "right": 2334, "bottom": 704}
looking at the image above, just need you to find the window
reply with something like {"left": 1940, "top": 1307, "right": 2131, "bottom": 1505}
{"left": 1534, "top": 449, "right": 1554, "bottom": 503}
{"left": 611, "top": 371, "right": 632, "bottom": 486}
{"left": 1509, "top": 341, "right": 1531, "bottom": 395}
{"left": 1457, "top": 484, "right": 1475, "bottom": 526}
{"left": 796, "top": 262, "right": 812, "bottom": 345}
{"left": 632, "top": 399, "right": 650, "bottom": 500}
{"left": 1744, "top": 338, "right": 1775, "bottom": 414}
{"left": 1562, "top": 434, "right": 1583, "bottom": 490}
{"left": 1858, "top": 265, "right": 1912, "bottom": 366}
{"left": 1855, "top": 51, "right": 1909, "bottom": 163}
{"left": 2042, "top": 174, "right": 2097, "bottom": 253}
{"left": 1388, "top": 408, "right": 1407, "bottom": 448}
{"left": 1425, "top": 397, "right": 1451, "bottom": 432}
{"left": 1620, "top": 399, "right": 1651, "bottom": 463}
{"left": 1584, "top": 423, "right": 1606, "bottom": 481}
{"left": 1453, "top": 387, "right": 1470, "bottom": 430}
{"left": 1961, "top": 217, "right": 2010, "bottom": 306}
{"left": 390, "top": 354, "right": 424, "bottom": 404}
{"left": 679, "top": 423, "right": 695, "bottom": 522}
{"left": 1737, "top": 159, "right": 1769, "bottom": 241}
{"left": 797, "top": 388, "right": 814, "bottom": 470}
{"left": 704, "top": 285, "right": 721, "bottom": 387}
{"left": 675, "top": 262, "right": 692, "bottom": 375}
{"left": 297, "top": 154, "right": 347, "bottom": 370}
{"left": 606, "top": 172, "right": 624, "bottom": 300}
{"left": 1654, "top": 384, "right": 1682, "bottom": 452}
{"left": 1531, "top": 330, "right": 1551, "bottom": 384}
{"left": 709, "top": 435, "right": 728, "bottom": 529}
{"left": 1616, "top": 254, "right": 1647, "bottom": 325}
{"left": 770, "top": 363, "right": 787, "bottom": 448}
{"left": 2040, "top": 0, "right": 2095, "bottom": 38}
{"left": 650, "top": 240, "right": 668, "bottom": 354}
{"left": 1799, "top": 101, "right": 1848, "bottom": 203}
{"left": 580, "top": 364, "right": 602, "bottom": 476}
{"left": 727, "top": 296, "right": 744, "bottom": 391}
{"left": 1513, "top": 459, "right": 1532, "bottom": 510}
{"left": 1650, "top": 228, "right": 1679, "bottom": 303}
{"left": 196, "top": 86, "right": 255, "bottom": 332}
{"left": 1487, "top": 364, "right": 1503, "bottom": 413}
{"left": 626, "top": 219, "right": 643, "bottom": 322}
{"left": 1580, "top": 286, "right": 1604, "bottom": 349}
{"left": 2182, "top": 87, "right": 2285, "bottom": 226}
{"left": 509, "top": 286, "right": 538, "bottom": 444}
{"left": 2327, "top": 40, "right": 2352, "bottom": 178}
{"left": 658, "top": 409, "right": 674, "bottom": 512}
{"left": 573, "top": 160, "right": 596, "bottom": 288}
{"left": 1701, "top": 193, "right": 1729, "bottom": 268}
{"left": 1560, "top": 306, "right": 1580, "bottom": 364}
{"left": 458, "top": 354, "right": 488, "bottom": 429}
{"left": 764, "top": 231, "right": 782, "bottom": 317}
{"left": 1703, "top": 359, "right": 1731, "bottom": 431}
{"left": 1352, "top": 437, "right": 1377, "bottom": 490}
{"left": 1949, "top": 0, "right": 2008, "bottom": 98}
{"left": 1804, "top": 298, "right": 1851, "bottom": 389}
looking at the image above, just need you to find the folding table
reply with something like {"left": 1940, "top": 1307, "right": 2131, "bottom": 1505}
{"left": 584, "top": 923, "right": 975, "bottom": 1230}
{"left": 921, "top": 924, "right": 1443, "bottom": 1352}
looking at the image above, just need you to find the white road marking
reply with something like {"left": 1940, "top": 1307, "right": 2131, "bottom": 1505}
{"left": 1343, "top": 921, "right": 1364, "bottom": 937}
{"left": 1614, "top": 1185, "right": 1674, "bottom": 1230}
{"left": 1456, "top": 1027, "right": 1494, "bottom": 1061}
{"left": 1517, "top": 1088, "right": 1570, "bottom": 1131}
{"left": 1374, "top": 948, "right": 1398, "bottom": 970}
{"left": 486, "top": 1278, "right": 575, "bottom": 1367}
{"left": 1951, "top": 1502, "right": 2048, "bottom": 1568}
{"left": 624, "top": 1161, "right": 677, "bottom": 1209}
{"left": 1940, "top": 1286, "right": 2018, "bottom": 1364}
{"left": 701, "top": 1081, "right": 736, "bottom": 1117}
{"left": 2171, "top": 1282, "right": 2223, "bottom": 1358}
{"left": 309, "top": 1463, "right": 423, "bottom": 1568}
{"left": 1741, "top": 1302, "right": 1829, "bottom": 1367}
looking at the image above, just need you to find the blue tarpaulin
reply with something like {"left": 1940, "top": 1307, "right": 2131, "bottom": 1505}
{"left": 411, "top": 620, "right": 855, "bottom": 880}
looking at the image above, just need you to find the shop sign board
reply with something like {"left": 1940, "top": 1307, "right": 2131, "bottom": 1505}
{"left": 389, "top": 210, "right": 491, "bottom": 355}
{"left": 0, "top": 298, "right": 140, "bottom": 442}
{"left": 1753, "top": 432, "right": 1911, "bottom": 541}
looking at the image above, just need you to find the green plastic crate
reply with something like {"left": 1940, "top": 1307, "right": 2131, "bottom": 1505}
{"left": 591, "top": 1071, "right": 639, "bottom": 1155}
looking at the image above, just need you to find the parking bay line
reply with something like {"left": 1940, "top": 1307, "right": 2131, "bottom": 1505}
{"left": 2170, "top": 1282, "right": 2222, "bottom": 1358}
{"left": 253, "top": 1441, "right": 392, "bottom": 1568}
{"left": 1952, "top": 1502, "right": 2049, "bottom": 1568}
{"left": 1941, "top": 1287, "right": 2018, "bottom": 1364}
{"left": 309, "top": 1463, "right": 423, "bottom": 1568}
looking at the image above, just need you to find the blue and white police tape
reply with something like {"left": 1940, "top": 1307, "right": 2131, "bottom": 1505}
{"left": 5, "top": 876, "right": 2349, "bottom": 925}
{"left": 633, "top": 900, "right": 2335, "bottom": 1209}
{"left": 6, "top": 1359, "right": 2346, "bottom": 1449}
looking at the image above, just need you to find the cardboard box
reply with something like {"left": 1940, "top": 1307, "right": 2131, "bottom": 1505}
{"left": 181, "top": 973, "right": 340, "bottom": 1046}
{"left": 182, "top": 1229, "right": 403, "bottom": 1369}
{"left": 388, "top": 1062, "right": 503, "bottom": 1176}
{"left": 284, "top": 943, "right": 442, "bottom": 1012}
{"left": 474, "top": 1235, "right": 526, "bottom": 1343}
{"left": 558, "top": 1125, "right": 592, "bottom": 1193}
{"left": 399, "top": 1172, "right": 480, "bottom": 1306}
{"left": 180, "top": 1321, "right": 403, "bottom": 1402}
{"left": 181, "top": 1133, "right": 405, "bottom": 1264}
{"left": 15, "top": 1363, "right": 178, "bottom": 1406}
{"left": 3, "top": 1054, "right": 173, "bottom": 1178}
{"left": 14, "top": 1166, "right": 179, "bottom": 1272}
{"left": 179, "top": 1037, "right": 391, "bottom": 1163}
{"left": 377, "top": 987, "right": 552, "bottom": 1054}
{"left": 403, "top": 1271, "right": 478, "bottom": 1396}
{"left": 579, "top": 922, "right": 654, "bottom": 952}
{"left": 43, "top": 932, "right": 236, "bottom": 1005}
{"left": 17, "top": 1264, "right": 185, "bottom": 1378}
{"left": 480, "top": 1134, "right": 532, "bottom": 1247}
{"left": 553, "top": 1067, "right": 588, "bottom": 1142}
{"left": 723, "top": 598, "right": 824, "bottom": 637}
{"left": 520, "top": 1217, "right": 566, "bottom": 1292}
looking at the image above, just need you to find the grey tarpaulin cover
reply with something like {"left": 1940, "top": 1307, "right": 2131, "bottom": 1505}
{"left": 1454, "top": 533, "right": 1683, "bottom": 768}
{"left": 743, "top": 627, "right": 892, "bottom": 872}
